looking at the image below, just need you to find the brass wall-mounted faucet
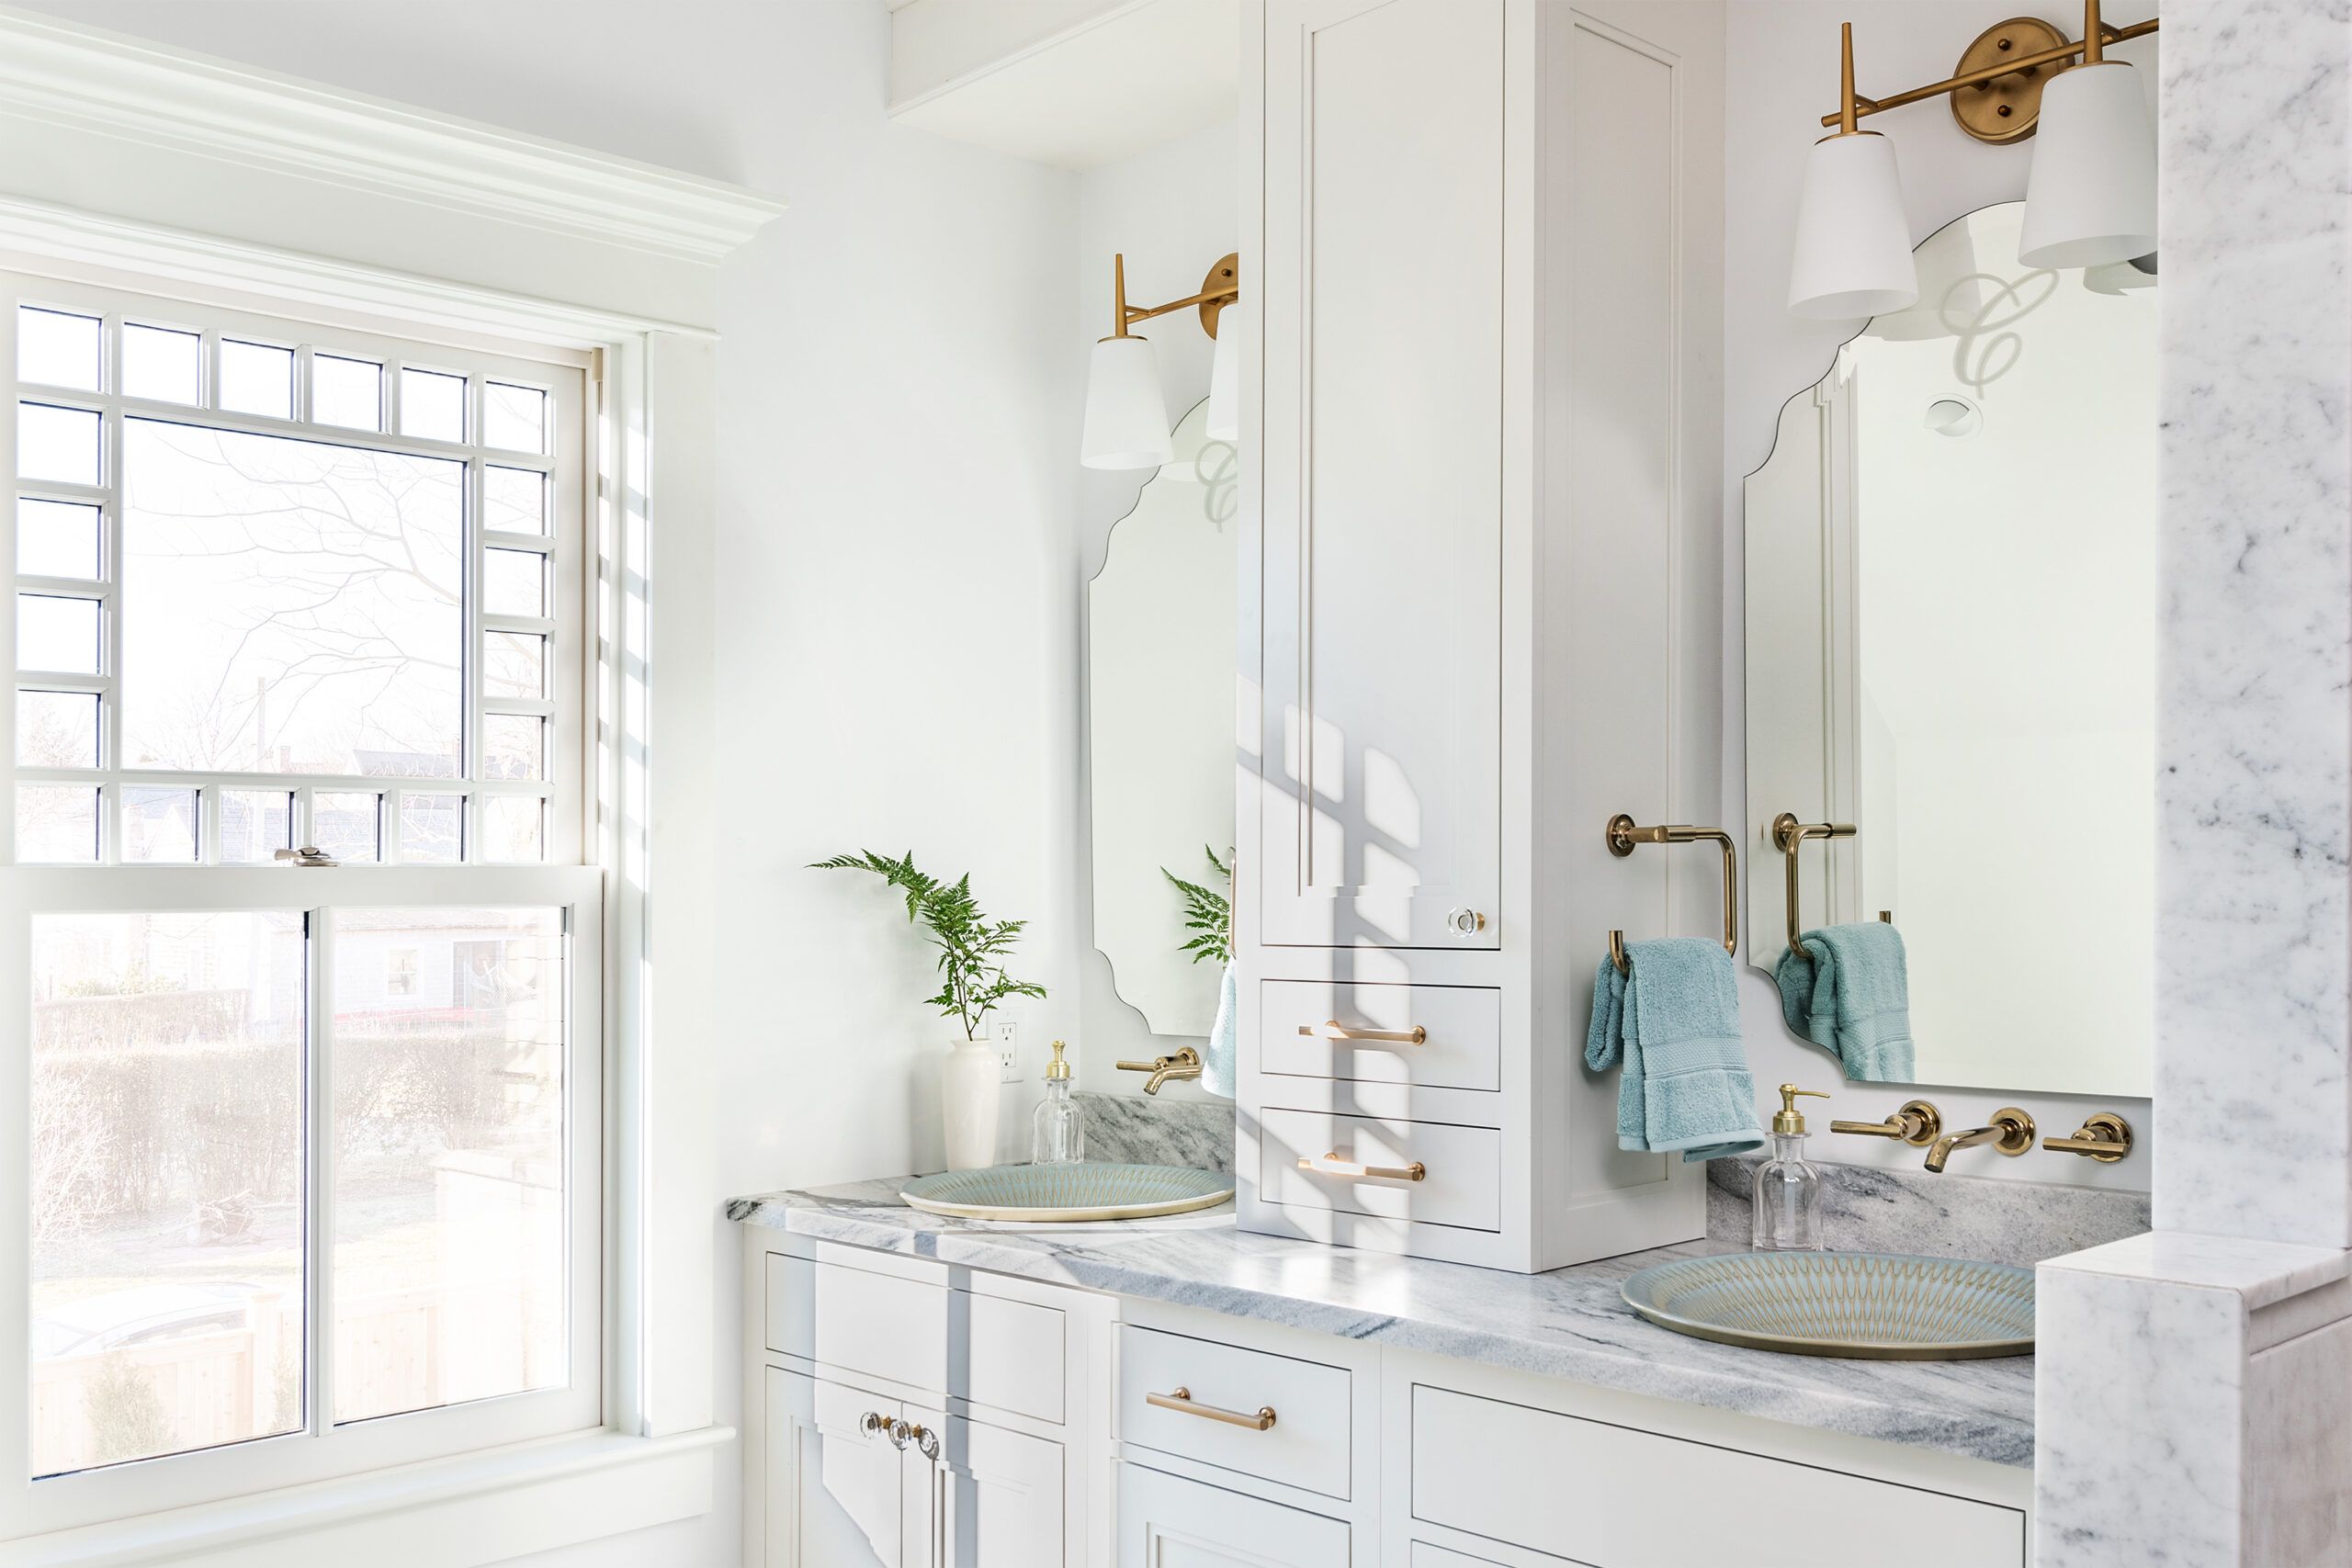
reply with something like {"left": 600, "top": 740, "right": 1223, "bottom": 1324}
{"left": 1830, "top": 1099, "right": 1943, "bottom": 1147}
{"left": 2044, "top": 1112, "right": 2134, "bottom": 1163}
{"left": 1923, "top": 1108, "right": 2037, "bottom": 1173}
{"left": 1115, "top": 1045, "right": 1203, "bottom": 1095}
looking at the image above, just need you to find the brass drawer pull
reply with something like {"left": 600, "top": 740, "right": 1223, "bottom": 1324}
{"left": 1297, "top": 1019, "right": 1427, "bottom": 1044}
{"left": 1296, "top": 1152, "right": 1426, "bottom": 1182}
{"left": 1147, "top": 1385, "right": 1276, "bottom": 1431}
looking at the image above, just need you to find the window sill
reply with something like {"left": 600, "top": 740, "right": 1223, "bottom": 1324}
{"left": 0, "top": 1425, "right": 734, "bottom": 1568}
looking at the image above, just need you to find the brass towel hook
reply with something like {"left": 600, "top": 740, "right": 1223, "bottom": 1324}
{"left": 1604, "top": 814, "right": 1738, "bottom": 976}
{"left": 1771, "top": 812, "right": 1859, "bottom": 957}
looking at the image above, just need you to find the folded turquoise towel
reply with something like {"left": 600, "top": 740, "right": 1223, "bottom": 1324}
{"left": 1583, "top": 937, "right": 1764, "bottom": 1163}
{"left": 1774, "top": 921, "right": 1915, "bottom": 1081}
{"left": 1201, "top": 961, "right": 1238, "bottom": 1099}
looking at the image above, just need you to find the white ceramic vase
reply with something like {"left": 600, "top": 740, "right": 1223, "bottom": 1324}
{"left": 941, "top": 1038, "right": 1001, "bottom": 1171}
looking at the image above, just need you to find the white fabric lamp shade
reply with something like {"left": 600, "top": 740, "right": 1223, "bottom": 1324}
{"left": 1205, "top": 321, "right": 1238, "bottom": 442}
{"left": 1787, "top": 131, "right": 1918, "bottom": 320}
{"left": 2019, "top": 62, "right": 2156, "bottom": 270}
{"left": 1080, "top": 334, "right": 1173, "bottom": 470}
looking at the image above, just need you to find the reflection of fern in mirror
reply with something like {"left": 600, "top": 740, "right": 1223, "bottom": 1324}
{"left": 812, "top": 850, "right": 1047, "bottom": 1042}
{"left": 1161, "top": 845, "right": 1233, "bottom": 967}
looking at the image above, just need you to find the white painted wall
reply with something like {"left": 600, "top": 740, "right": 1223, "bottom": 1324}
{"left": 1724, "top": 0, "right": 2159, "bottom": 1190}
{"left": 1072, "top": 118, "right": 1239, "bottom": 1105}
{"left": 15, "top": 2, "right": 1091, "bottom": 1563}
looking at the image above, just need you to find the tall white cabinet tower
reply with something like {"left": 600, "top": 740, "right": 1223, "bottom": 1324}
{"left": 1236, "top": 0, "right": 1725, "bottom": 1271}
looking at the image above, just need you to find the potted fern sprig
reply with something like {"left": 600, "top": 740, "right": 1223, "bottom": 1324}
{"left": 814, "top": 849, "right": 1046, "bottom": 1169}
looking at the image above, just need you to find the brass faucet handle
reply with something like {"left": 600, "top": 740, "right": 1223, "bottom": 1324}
{"left": 2044, "top": 1112, "right": 2134, "bottom": 1163}
{"left": 1830, "top": 1099, "right": 1944, "bottom": 1146}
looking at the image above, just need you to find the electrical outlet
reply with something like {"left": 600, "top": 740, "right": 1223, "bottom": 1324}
{"left": 993, "top": 1019, "right": 1020, "bottom": 1082}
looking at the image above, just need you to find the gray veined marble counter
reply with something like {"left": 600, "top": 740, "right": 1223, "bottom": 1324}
{"left": 729, "top": 1176, "right": 2036, "bottom": 1470}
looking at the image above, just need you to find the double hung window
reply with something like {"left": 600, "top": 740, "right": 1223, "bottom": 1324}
{"left": 0, "top": 272, "right": 602, "bottom": 1527}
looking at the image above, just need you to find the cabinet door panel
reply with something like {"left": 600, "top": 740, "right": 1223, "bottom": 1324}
{"left": 1117, "top": 1462, "right": 1351, "bottom": 1567}
{"left": 930, "top": 1407, "right": 1065, "bottom": 1568}
{"left": 764, "top": 1368, "right": 901, "bottom": 1568}
{"left": 1261, "top": 0, "right": 1505, "bottom": 950}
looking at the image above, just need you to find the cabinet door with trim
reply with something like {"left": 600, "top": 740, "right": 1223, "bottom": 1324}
{"left": 921, "top": 1407, "right": 1066, "bottom": 1567}
{"left": 1116, "top": 1462, "right": 1350, "bottom": 1567}
{"left": 764, "top": 1368, "right": 904, "bottom": 1567}
{"left": 1258, "top": 0, "right": 1507, "bottom": 951}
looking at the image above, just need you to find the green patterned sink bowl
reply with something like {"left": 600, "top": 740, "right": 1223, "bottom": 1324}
{"left": 900, "top": 1163, "right": 1233, "bottom": 1223}
{"left": 1622, "top": 1251, "right": 2035, "bottom": 1360}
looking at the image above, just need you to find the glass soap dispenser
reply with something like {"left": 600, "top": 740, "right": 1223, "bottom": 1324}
{"left": 1752, "top": 1084, "right": 1829, "bottom": 1252}
{"left": 1030, "top": 1040, "right": 1084, "bottom": 1165}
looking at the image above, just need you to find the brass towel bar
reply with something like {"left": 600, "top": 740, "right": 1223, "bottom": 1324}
{"left": 1603, "top": 814, "right": 1738, "bottom": 976}
{"left": 1770, "top": 812, "right": 1893, "bottom": 955}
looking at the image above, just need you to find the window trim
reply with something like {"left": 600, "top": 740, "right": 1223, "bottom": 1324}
{"left": 0, "top": 265, "right": 618, "bottom": 1538}
{"left": 0, "top": 166, "right": 730, "bottom": 1568}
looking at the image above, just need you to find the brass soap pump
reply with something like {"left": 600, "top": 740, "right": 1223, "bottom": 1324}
{"left": 1753, "top": 1086, "right": 1829, "bottom": 1253}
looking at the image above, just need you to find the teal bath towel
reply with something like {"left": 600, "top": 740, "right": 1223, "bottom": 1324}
{"left": 1774, "top": 921, "right": 1915, "bottom": 1082}
{"left": 1201, "top": 961, "right": 1238, "bottom": 1099}
{"left": 1583, "top": 937, "right": 1764, "bottom": 1163}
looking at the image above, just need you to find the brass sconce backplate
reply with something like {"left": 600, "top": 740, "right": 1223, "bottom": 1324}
{"left": 1199, "top": 253, "right": 1239, "bottom": 339}
{"left": 1949, "top": 17, "right": 2069, "bottom": 143}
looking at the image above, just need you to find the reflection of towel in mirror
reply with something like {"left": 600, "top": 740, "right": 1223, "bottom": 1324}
{"left": 1583, "top": 938, "right": 1764, "bottom": 1163}
{"left": 1775, "top": 922, "right": 1915, "bottom": 1082}
{"left": 1201, "top": 962, "right": 1238, "bottom": 1099}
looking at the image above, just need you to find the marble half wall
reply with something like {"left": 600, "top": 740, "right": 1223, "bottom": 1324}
{"left": 2040, "top": 3, "right": 2352, "bottom": 1562}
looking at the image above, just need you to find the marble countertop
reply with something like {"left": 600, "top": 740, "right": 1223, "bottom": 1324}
{"left": 729, "top": 1177, "right": 2035, "bottom": 1469}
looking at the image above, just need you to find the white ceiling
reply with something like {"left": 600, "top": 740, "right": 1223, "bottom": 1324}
{"left": 889, "top": 0, "right": 1239, "bottom": 171}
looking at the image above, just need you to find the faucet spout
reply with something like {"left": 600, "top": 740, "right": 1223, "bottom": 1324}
{"left": 1923, "top": 1108, "right": 2037, "bottom": 1172}
{"left": 1114, "top": 1045, "right": 1204, "bottom": 1095}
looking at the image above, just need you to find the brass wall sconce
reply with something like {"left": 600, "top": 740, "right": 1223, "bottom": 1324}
{"left": 1080, "top": 251, "right": 1241, "bottom": 469}
{"left": 1817, "top": 6, "right": 2158, "bottom": 145}
{"left": 1788, "top": 0, "right": 2159, "bottom": 318}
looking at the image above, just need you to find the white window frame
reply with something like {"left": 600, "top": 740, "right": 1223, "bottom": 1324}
{"left": 0, "top": 268, "right": 614, "bottom": 1537}
{"left": 1, "top": 272, "right": 590, "bottom": 867}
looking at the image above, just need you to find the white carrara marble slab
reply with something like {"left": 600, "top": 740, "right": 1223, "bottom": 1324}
{"left": 730, "top": 1177, "right": 2037, "bottom": 1468}
{"left": 2037, "top": 1233, "right": 2352, "bottom": 1565}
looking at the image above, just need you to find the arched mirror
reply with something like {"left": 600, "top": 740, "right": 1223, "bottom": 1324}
{"left": 1745, "top": 201, "right": 2156, "bottom": 1094}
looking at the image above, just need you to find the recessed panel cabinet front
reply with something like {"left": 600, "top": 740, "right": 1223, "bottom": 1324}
{"left": 1259, "top": 0, "right": 1505, "bottom": 951}
{"left": 764, "top": 1368, "right": 901, "bottom": 1567}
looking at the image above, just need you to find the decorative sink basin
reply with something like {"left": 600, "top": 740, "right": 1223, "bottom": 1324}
{"left": 900, "top": 1162, "right": 1233, "bottom": 1223}
{"left": 1622, "top": 1251, "right": 2034, "bottom": 1359}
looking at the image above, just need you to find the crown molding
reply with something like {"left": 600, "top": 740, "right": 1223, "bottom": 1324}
{"left": 0, "top": 8, "right": 785, "bottom": 266}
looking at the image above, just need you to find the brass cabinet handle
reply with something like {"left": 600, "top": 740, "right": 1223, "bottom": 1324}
{"left": 1147, "top": 1385, "right": 1276, "bottom": 1431}
{"left": 1296, "top": 1151, "right": 1426, "bottom": 1182}
{"left": 863, "top": 1411, "right": 902, "bottom": 1447}
{"left": 1830, "top": 1100, "right": 1943, "bottom": 1146}
{"left": 904, "top": 1422, "right": 941, "bottom": 1461}
{"left": 2044, "top": 1112, "right": 2134, "bottom": 1163}
{"left": 1297, "top": 1019, "right": 1427, "bottom": 1044}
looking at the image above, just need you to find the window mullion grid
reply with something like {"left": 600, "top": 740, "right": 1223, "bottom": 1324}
{"left": 97, "top": 350, "right": 124, "bottom": 867}
{"left": 303, "top": 906, "right": 335, "bottom": 1438}
{"left": 466, "top": 447, "right": 485, "bottom": 861}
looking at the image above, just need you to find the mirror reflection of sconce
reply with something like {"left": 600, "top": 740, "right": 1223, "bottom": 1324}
{"left": 1787, "top": 1, "right": 2157, "bottom": 320}
{"left": 1080, "top": 251, "right": 1241, "bottom": 469}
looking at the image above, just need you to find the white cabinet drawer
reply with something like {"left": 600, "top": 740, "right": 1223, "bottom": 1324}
{"left": 956, "top": 1287, "right": 1066, "bottom": 1425}
{"left": 767, "top": 1253, "right": 947, "bottom": 1391}
{"left": 1260, "top": 980, "right": 1500, "bottom": 1090}
{"left": 1117, "top": 1462, "right": 1351, "bottom": 1567}
{"left": 1260, "top": 1108, "right": 1501, "bottom": 1231}
{"left": 765, "top": 1251, "right": 1067, "bottom": 1423}
{"left": 1411, "top": 1385, "right": 2026, "bottom": 1568}
{"left": 1117, "top": 1323, "right": 1352, "bottom": 1500}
